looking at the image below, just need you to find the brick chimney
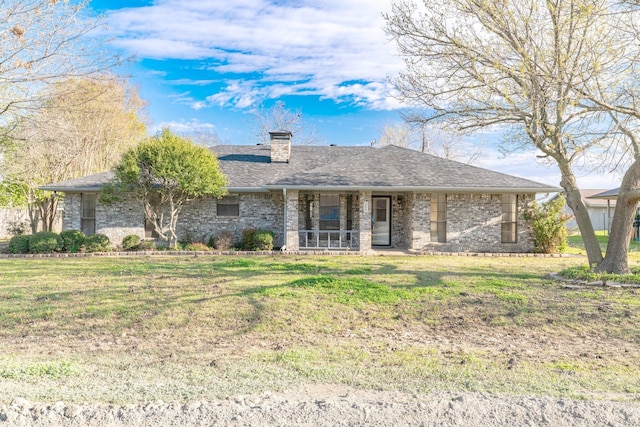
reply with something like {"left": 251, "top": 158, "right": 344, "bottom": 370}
{"left": 269, "top": 131, "right": 292, "bottom": 163}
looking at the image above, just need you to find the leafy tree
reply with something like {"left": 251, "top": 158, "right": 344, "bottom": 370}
{"left": 110, "top": 129, "right": 227, "bottom": 248}
{"left": 524, "top": 195, "right": 571, "bottom": 254}
{"left": 0, "top": 181, "right": 27, "bottom": 208}
{"left": 0, "top": 76, "right": 147, "bottom": 232}
{"left": 385, "top": 0, "right": 640, "bottom": 268}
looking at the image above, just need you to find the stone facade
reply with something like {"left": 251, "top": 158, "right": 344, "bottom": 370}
{"left": 63, "top": 193, "right": 82, "bottom": 231}
{"left": 390, "top": 194, "right": 411, "bottom": 248}
{"left": 407, "top": 193, "right": 430, "bottom": 250}
{"left": 61, "top": 189, "right": 535, "bottom": 253}
{"left": 415, "top": 193, "right": 534, "bottom": 253}
{"left": 285, "top": 189, "right": 299, "bottom": 250}
{"left": 64, "top": 191, "right": 284, "bottom": 249}
{"left": 358, "top": 191, "right": 372, "bottom": 253}
{"left": 177, "top": 192, "right": 284, "bottom": 247}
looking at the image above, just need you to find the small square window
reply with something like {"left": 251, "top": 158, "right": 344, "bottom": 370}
{"left": 217, "top": 197, "right": 239, "bottom": 217}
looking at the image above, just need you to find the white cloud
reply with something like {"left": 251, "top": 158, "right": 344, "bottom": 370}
{"left": 153, "top": 119, "right": 216, "bottom": 134}
{"left": 103, "top": 0, "right": 402, "bottom": 110}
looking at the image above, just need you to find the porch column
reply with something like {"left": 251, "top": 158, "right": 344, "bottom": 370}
{"left": 358, "top": 191, "right": 372, "bottom": 254}
{"left": 312, "top": 193, "right": 320, "bottom": 230}
{"left": 339, "top": 194, "right": 347, "bottom": 231}
{"left": 285, "top": 189, "right": 299, "bottom": 250}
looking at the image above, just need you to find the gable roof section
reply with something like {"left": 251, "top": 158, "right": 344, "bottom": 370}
{"left": 40, "top": 144, "right": 559, "bottom": 193}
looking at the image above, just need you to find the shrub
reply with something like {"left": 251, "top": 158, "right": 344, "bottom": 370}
{"left": 8, "top": 234, "right": 30, "bottom": 254}
{"left": 524, "top": 195, "right": 571, "bottom": 254}
{"left": 29, "top": 231, "right": 63, "bottom": 254}
{"left": 213, "top": 230, "right": 234, "bottom": 250}
{"left": 242, "top": 228, "right": 256, "bottom": 251}
{"left": 60, "top": 230, "right": 85, "bottom": 253}
{"left": 184, "top": 242, "right": 211, "bottom": 251}
{"left": 137, "top": 240, "right": 156, "bottom": 251}
{"left": 253, "top": 230, "right": 274, "bottom": 251}
{"left": 85, "top": 234, "right": 111, "bottom": 253}
{"left": 122, "top": 234, "right": 141, "bottom": 251}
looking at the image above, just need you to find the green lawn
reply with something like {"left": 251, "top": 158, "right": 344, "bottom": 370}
{"left": 567, "top": 231, "right": 640, "bottom": 255}
{"left": 0, "top": 254, "right": 639, "bottom": 404}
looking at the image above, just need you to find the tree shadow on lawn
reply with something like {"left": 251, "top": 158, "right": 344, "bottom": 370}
{"left": 1, "top": 256, "right": 607, "bottom": 343}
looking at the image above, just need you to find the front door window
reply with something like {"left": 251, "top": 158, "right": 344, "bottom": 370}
{"left": 372, "top": 197, "right": 391, "bottom": 246}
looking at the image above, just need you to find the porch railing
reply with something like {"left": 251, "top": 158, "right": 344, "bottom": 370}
{"left": 299, "top": 230, "right": 355, "bottom": 249}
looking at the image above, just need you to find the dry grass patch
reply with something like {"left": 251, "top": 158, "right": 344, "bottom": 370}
{"left": 1, "top": 254, "right": 639, "bottom": 403}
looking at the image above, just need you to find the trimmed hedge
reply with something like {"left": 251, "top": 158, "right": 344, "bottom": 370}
{"left": 242, "top": 229, "right": 256, "bottom": 251}
{"left": 253, "top": 230, "right": 274, "bottom": 251}
{"left": 242, "top": 228, "right": 274, "bottom": 251}
{"left": 85, "top": 234, "right": 111, "bottom": 252}
{"left": 60, "top": 230, "right": 85, "bottom": 253}
{"left": 29, "top": 231, "right": 63, "bottom": 254}
{"left": 122, "top": 234, "right": 141, "bottom": 251}
{"left": 8, "top": 234, "right": 30, "bottom": 254}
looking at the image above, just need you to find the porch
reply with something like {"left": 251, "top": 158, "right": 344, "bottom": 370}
{"left": 284, "top": 190, "right": 409, "bottom": 252}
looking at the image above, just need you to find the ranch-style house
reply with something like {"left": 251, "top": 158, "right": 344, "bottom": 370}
{"left": 41, "top": 131, "right": 559, "bottom": 253}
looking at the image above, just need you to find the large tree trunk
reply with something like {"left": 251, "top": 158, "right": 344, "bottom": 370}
{"left": 36, "top": 195, "right": 59, "bottom": 232}
{"left": 558, "top": 162, "right": 603, "bottom": 266}
{"left": 596, "top": 159, "right": 640, "bottom": 274}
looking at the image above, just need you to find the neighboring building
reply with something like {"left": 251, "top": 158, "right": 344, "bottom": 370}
{"left": 557, "top": 189, "right": 617, "bottom": 232}
{"left": 41, "top": 132, "right": 559, "bottom": 253}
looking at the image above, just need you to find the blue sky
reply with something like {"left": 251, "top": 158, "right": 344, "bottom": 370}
{"left": 87, "top": 0, "right": 619, "bottom": 190}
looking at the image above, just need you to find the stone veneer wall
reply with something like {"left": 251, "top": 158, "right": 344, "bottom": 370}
{"left": 408, "top": 193, "right": 430, "bottom": 250}
{"left": 62, "top": 190, "right": 534, "bottom": 252}
{"left": 177, "top": 192, "right": 284, "bottom": 247}
{"left": 96, "top": 194, "right": 145, "bottom": 246}
{"left": 63, "top": 191, "right": 284, "bottom": 249}
{"left": 285, "top": 190, "right": 299, "bottom": 250}
{"left": 63, "top": 193, "right": 82, "bottom": 231}
{"left": 419, "top": 193, "right": 534, "bottom": 253}
{"left": 390, "top": 194, "right": 410, "bottom": 248}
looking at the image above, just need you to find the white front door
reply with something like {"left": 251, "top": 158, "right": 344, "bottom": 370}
{"left": 372, "top": 197, "right": 391, "bottom": 246}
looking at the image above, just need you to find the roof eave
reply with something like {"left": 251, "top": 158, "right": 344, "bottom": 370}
{"left": 263, "top": 185, "right": 561, "bottom": 193}
{"left": 37, "top": 185, "right": 269, "bottom": 193}
{"left": 38, "top": 185, "right": 103, "bottom": 192}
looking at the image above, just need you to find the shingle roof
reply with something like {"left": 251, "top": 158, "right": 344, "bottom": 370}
{"left": 587, "top": 188, "right": 619, "bottom": 200}
{"left": 40, "top": 144, "right": 559, "bottom": 193}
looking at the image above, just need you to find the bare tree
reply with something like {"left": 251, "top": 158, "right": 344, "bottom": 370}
{"left": 2, "top": 76, "right": 147, "bottom": 232}
{"left": 385, "top": 0, "right": 639, "bottom": 267}
{"left": 250, "top": 101, "right": 321, "bottom": 145}
{"left": 377, "top": 122, "right": 416, "bottom": 149}
{"left": 177, "top": 128, "right": 222, "bottom": 147}
{"left": 378, "top": 120, "right": 482, "bottom": 163}
{"left": 0, "top": 0, "right": 121, "bottom": 129}
{"left": 562, "top": 0, "right": 640, "bottom": 273}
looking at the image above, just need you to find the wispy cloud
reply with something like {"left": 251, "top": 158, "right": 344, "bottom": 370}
{"left": 153, "top": 118, "right": 217, "bottom": 134}
{"left": 103, "top": 0, "right": 402, "bottom": 110}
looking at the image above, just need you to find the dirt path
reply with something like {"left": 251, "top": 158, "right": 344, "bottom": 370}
{"left": 2, "top": 385, "right": 639, "bottom": 426}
